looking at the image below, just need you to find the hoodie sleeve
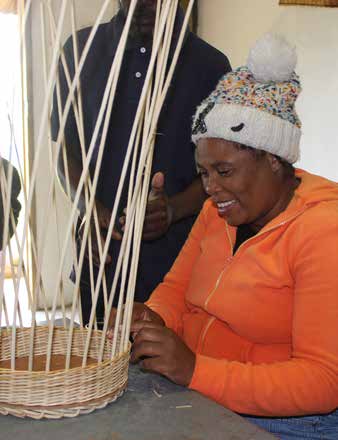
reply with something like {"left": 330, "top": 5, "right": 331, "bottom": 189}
{"left": 189, "top": 205, "right": 338, "bottom": 416}
{"left": 146, "top": 200, "right": 212, "bottom": 335}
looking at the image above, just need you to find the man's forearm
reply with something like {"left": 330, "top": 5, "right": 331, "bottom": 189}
{"left": 57, "top": 149, "right": 115, "bottom": 239}
{"left": 57, "top": 148, "right": 86, "bottom": 216}
{"left": 169, "top": 177, "right": 207, "bottom": 223}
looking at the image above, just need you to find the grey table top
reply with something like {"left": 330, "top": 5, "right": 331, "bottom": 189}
{"left": 0, "top": 364, "right": 276, "bottom": 440}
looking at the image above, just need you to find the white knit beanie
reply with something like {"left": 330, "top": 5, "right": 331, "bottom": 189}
{"left": 192, "top": 33, "right": 302, "bottom": 164}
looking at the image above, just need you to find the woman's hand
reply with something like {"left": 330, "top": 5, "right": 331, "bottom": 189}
{"left": 130, "top": 321, "right": 196, "bottom": 387}
{"left": 107, "top": 302, "right": 164, "bottom": 339}
{"left": 131, "top": 302, "right": 165, "bottom": 326}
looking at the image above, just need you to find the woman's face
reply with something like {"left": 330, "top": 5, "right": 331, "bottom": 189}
{"left": 196, "top": 138, "right": 285, "bottom": 231}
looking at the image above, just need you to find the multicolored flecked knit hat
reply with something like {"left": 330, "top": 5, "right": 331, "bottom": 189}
{"left": 192, "top": 33, "right": 302, "bottom": 164}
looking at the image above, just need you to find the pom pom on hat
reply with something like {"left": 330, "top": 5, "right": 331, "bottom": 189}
{"left": 192, "top": 33, "right": 302, "bottom": 164}
{"left": 247, "top": 33, "right": 297, "bottom": 82}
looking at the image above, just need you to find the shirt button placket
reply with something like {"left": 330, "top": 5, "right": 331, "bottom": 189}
{"left": 135, "top": 47, "right": 146, "bottom": 80}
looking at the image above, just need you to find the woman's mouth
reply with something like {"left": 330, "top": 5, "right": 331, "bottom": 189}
{"left": 216, "top": 200, "right": 237, "bottom": 215}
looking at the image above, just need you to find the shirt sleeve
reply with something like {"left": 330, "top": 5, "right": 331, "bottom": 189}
{"left": 51, "top": 34, "right": 81, "bottom": 157}
{"left": 189, "top": 209, "right": 338, "bottom": 417}
{"left": 146, "top": 200, "right": 212, "bottom": 335}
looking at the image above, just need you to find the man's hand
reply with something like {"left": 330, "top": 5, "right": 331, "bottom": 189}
{"left": 80, "top": 200, "right": 122, "bottom": 267}
{"left": 107, "top": 302, "right": 164, "bottom": 339}
{"left": 119, "top": 172, "right": 173, "bottom": 241}
{"left": 130, "top": 322, "right": 196, "bottom": 387}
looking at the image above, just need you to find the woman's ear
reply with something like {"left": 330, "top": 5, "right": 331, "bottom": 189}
{"left": 267, "top": 154, "right": 282, "bottom": 173}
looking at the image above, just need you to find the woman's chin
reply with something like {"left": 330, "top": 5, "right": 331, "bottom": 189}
{"left": 217, "top": 208, "right": 244, "bottom": 227}
{"left": 225, "top": 217, "right": 241, "bottom": 227}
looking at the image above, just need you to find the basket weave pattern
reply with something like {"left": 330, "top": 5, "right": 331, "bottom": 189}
{"left": 0, "top": 327, "right": 129, "bottom": 418}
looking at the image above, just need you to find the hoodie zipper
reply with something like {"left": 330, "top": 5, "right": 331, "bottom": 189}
{"left": 200, "top": 207, "right": 307, "bottom": 348}
{"left": 204, "top": 224, "right": 234, "bottom": 310}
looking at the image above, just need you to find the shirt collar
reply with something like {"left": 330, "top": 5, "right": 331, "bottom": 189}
{"left": 106, "top": 7, "right": 190, "bottom": 56}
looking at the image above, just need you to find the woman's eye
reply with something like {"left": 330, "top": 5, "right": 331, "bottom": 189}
{"left": 218, "top": 169, "right": 232, "bottom": 177}
{"left": 198, "top": 170, "right": 208, "bottom": 177}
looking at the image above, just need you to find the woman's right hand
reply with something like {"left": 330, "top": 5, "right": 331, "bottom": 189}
{"left": 107, "top": 302, "right": 164, "bottom": 339}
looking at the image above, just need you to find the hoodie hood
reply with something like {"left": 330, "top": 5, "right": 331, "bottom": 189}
{"left": 295, "top": 169, "right": 338, "bottom": 207}
{"left": 250, "top": 168, "right": 338, "bottom": 235}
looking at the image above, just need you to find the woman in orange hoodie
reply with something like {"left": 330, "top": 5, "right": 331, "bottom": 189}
{"left": 109, "top": 34, "right": 338, "bottom": 439}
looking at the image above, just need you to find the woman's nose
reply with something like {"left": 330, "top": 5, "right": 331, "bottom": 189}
{"left": 204, "top": 175, "right": 221, "bottom": 196}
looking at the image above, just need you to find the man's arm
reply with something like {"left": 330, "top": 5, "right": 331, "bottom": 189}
{"left": 57, "top": 147, "right": 86, "bottom": 217}
{"left": 57, "top": 146, "right": 116, "bottom": 229}
{"left": 57, "top": 148, "right": 120, "bottom": 265}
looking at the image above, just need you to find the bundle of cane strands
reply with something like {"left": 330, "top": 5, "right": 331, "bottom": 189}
{"left": 0, "top": 0, "right": 195, "bottom": 419}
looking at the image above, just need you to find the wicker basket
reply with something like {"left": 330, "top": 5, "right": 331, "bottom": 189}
{"left": 0, "top": 326, "right": 130, "bottom": 419}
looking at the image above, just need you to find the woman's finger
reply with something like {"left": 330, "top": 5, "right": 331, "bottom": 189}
{"left": 140, "top": 356, "right": 168, "bottom": 376}
{"left": 130, "top": 341, "right": 163, "bottom": 363}
{"left": 131, "top": 320, "right": 163, "bottom": 335}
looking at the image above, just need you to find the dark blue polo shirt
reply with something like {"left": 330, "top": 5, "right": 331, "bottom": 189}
{"left": 52, "top": 10, "right": 231, "bottom": 321}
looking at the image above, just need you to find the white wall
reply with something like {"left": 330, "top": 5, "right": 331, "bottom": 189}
{"left": 198, "top": 0, "right": 338, "bottom": 181}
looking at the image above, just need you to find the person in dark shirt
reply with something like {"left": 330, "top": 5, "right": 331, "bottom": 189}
{"left": 52, "top": 0, "right": 231, "bottom": 324}
{"left": 0, "top": 157, "right": 21, "bottom": 250}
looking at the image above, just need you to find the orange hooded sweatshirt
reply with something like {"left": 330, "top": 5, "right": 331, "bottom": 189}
{"left": 147, "top": 170, "right": 338, "bottom": 417}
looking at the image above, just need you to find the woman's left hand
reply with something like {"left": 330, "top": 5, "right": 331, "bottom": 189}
{"left": 130, "top": 321, "right": 196, "bottom": 387}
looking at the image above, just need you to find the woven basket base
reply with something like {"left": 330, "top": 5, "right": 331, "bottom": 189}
{"left": 0, "top": 354, "right": 97, "bottom": 371}
{"left": 0, "top": 327, "right": 130, "bottom": 419}
{"left": 0, "top": 385, "right": 126, "bottom": 419}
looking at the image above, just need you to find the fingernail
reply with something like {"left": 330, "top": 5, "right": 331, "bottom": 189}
{"left": 106, "top": 328, "right": 113, "bottom": 339}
